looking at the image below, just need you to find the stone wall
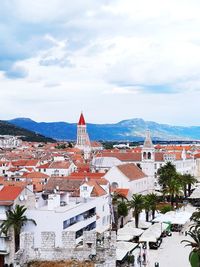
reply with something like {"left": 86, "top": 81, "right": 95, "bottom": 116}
{"left": 15, "top": 231, "right": 116, "bottom": 267}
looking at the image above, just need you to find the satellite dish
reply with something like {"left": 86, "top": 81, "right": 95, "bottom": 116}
{"left": 19, "top": 195, "right": 24, "bottom": 201}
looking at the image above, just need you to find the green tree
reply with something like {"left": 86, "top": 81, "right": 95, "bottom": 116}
{"left": 117, "top": 201, "right": 128, "bottom": 228}
{"left": 163, "top": 175, "right": 183, "bottom": 207}
{"left": 157, "top": 162, "right": 177, "bottom": 189}
{"left": 181, "top": 174, "right": 197, "bottom": 197}
{"left": 0, "top": 205, "right": 36, "bottom": 252}
{"left": 143, "top": 195, "right": 151, "bottom": 222}
{"left": 148, "top": 193, "right": 158, "bottom": 219}
{"left": 111, "top": 192, "right": 128, "bottom": 230}
{"left": 158, "top": 162, "right": 184, "bottom": 207}
{"left": 191, "top": 208, "right": 200, "bottom": 225}
{"left": 182, "top": 226, "right": 200, "bottom": 267}
{"left": 128, "top": 194, "right": 144, "bottom": 228}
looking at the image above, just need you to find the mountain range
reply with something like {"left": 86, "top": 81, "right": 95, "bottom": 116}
{"left": 0, "top": 120, "right": 55, "bottom": 143}
{"left": 7, "top": 118, "right": 200, "bottom": 141}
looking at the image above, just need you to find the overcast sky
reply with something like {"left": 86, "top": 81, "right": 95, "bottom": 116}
{"left": 1, "top": 0, "right": 200, "bottom": 125}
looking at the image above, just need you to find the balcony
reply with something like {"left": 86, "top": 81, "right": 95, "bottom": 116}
{"left": 63, "top": 208, "right": 96, "bottom": 230}
{"left": 65, "top": 214, "right": 96, "bottom": 232}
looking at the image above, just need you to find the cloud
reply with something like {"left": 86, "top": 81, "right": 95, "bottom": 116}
{"left": 5, "top": 65, "right": 28, "bottom": 79}
{"left": 1, "top": 0, "right": 200, "bottom": 125}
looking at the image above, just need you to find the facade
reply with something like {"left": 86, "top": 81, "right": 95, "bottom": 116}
{"left": 0, "top": 135, "right": 22, "bottom": 149}
{"left": 15, "top": 230, "right": 116, "bottom": 267}
{"left": 0, "top": 184, "right": 35, "bottom": 266}
{"left": 104, "top": 163, "right": 154, "bottom": 197}
{"left": 37, "top": 161, "right": 77, "bottom": 177}
{"left": 92, "top": 131, "right": 196, "bottom": 180}
{"left": 23, "top": 177, "right": 111, "bottom": 247}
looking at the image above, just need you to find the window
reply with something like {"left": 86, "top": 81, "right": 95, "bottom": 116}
{"left": 83, "top": 186, "right": 87, "bottom": 191}
{"left": 111, "top": 182, "right": 119, "bottom": 189}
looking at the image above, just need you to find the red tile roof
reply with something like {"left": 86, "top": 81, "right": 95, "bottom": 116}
{"left": 0, "top": 186, "right": 24, "bottom": 201}
{"left": 84, "top": 180, "right": 107, "bottom": 197}
{"left": 117, "top": 163, "right": 147, "bottom": 180}
{"left": 97, "top": 152, "right": 142, "bottom": 162}
{"left": 22, "top": 172, "right": 49, "bottom": 179}
{"left": 49, "top": 161, "right": 71, "bottom": 169}
{"left": 68, "top": 172, "right": 105, "bottom": 180}
{"left": 113, "top": 188, "right": 129, "bottom": 198}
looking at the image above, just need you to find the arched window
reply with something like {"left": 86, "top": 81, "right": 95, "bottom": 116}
{"left": 148, "top": 152, "right": 151, "bottom": 159}
{"left": 111, "top": 182, "right": 119, "bottom": 189}
{"left": 143, "top": 152, "right": 147, "bottom": 159}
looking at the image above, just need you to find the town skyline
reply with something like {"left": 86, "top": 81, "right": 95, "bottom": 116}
{"left": 1, "top": 1, "right": 200, "bottom": 125}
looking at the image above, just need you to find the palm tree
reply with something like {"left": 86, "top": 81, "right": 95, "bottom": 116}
{"left": 111, "top": 192, "right": 128, "bottom": 230}
{"left": 157, "top": 162, "right": 177, "bottom": 189}
{"left": 0, "top": 204, "right": 36, "bottom": 252}
{"left": 182, "top": 226, "right": 200, "bottom": 267}
{"left": 147, "top": 193, "right": 158, "bottom": 219}
{"left": 183, "top": 174, "right": 197, "bottom": 197}
{"left": 117, "top": 201, "right": 128, "bottom": 228}
{"left": 128, "top": 194, "right": 144, "bottom": 228}
{"left": 191, "top": 208, "right": 200, "bottom": 225}
{"left": 163, "top": 176, "right": 183, "bottom": 207}
{"left": 143, "top": 195, "right": 152, "bottom": 222}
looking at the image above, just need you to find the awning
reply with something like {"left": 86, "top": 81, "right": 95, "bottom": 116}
{"left": 118, "top": 227, "right": 144, "bottom": 237}
{"left": 188, "top": 187, "right": 200, "bottom": 199}
{"left": 128, "top": 219, "right": 151, "bottom": 229}
{"left": 116, "top": 241, "right": 138, "bottom": 261}
{"left": 139, "top": 222, "right": 168, "bottom": 242}
{"left": 153, "top": 211, "right": 192, "bottom": 225}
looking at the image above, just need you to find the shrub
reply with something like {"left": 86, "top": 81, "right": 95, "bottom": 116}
{"left": 159, "top": 205, "right": 174, "bottom": 214}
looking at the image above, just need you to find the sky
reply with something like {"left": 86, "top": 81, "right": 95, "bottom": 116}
{"left": 1, "top": 0, "right": 200, "bottom": 125}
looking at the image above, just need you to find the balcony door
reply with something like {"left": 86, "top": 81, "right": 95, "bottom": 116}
{"left": 0, "top": 255, "right": 4, "bottom": 267}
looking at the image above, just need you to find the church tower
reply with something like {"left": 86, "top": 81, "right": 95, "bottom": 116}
{"left": 141, "top": 130, "right": 155, "bottom": 191}
{"left": 75, "top": 113, "right": 91, "bottom": 159}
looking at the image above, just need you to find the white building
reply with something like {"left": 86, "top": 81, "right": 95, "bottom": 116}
{"left": 92, "top": 130, "right": 196, "bottom": 180}
{"left": 0, "top": 136, "right": 22, "bottom": 148}
{"left": 104, "top": 163, "right": 154, "bottom": 197}
{"left": 37, "top": 161, "right": 77, "bottom": 177}
{"left": 0, "top": 184, "right": 35, "bottom": 266}
{"left": 23, "top": 177, "right": 111, "bottom": 247}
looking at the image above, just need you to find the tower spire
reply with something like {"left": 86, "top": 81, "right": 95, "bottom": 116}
{"left": 78, "top": 112, "right": 86, "bottom": 125}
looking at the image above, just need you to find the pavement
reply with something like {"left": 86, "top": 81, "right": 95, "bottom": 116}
{"left": 146, "top": 231, "right": 192, "bottom": 267}
{"left": 133, "top": 205, "right": 196, "bottom": 267}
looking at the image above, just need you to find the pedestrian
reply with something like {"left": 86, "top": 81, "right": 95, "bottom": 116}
{"left": 137, "top": 255, "right": 141, "bottom": 264}
{"left": 143, "top": 252, "right": 146, "bottom": 262}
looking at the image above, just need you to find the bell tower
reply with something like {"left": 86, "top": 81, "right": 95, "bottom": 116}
{"left": 75, "top": 113, "right": 91, "bottom": 159}
{"left": 141, "top": 130, "right": 155, "bottom": 191}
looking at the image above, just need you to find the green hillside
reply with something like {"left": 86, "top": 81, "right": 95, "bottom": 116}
{"left": 0, "top": 120, "right": 55, "bottom": 143}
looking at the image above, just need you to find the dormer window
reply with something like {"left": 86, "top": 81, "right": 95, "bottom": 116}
{"left": 83, "top": 186, "right": 87, "bottom": 191}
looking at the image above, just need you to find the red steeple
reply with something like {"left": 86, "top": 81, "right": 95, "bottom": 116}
{"left": 78, "top": 113, "right": 86, "bottom": 125}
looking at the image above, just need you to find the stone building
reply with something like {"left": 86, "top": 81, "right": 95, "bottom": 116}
{"left": 15, "top": 230, "right": 116, "bottom": 267}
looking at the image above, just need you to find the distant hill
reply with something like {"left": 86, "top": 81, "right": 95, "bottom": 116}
{"left": 8, "top": 118, "right": 200, "bottom": 141}
{"left": 0, "top": 120, "right": 55, "bottom": 143}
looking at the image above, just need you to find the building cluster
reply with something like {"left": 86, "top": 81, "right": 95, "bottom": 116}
{"left": 0, "top": 113, "right": 199, "bottom": 266}
{"left": 0, "top": 136, "right": 22, "bottom": 149}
